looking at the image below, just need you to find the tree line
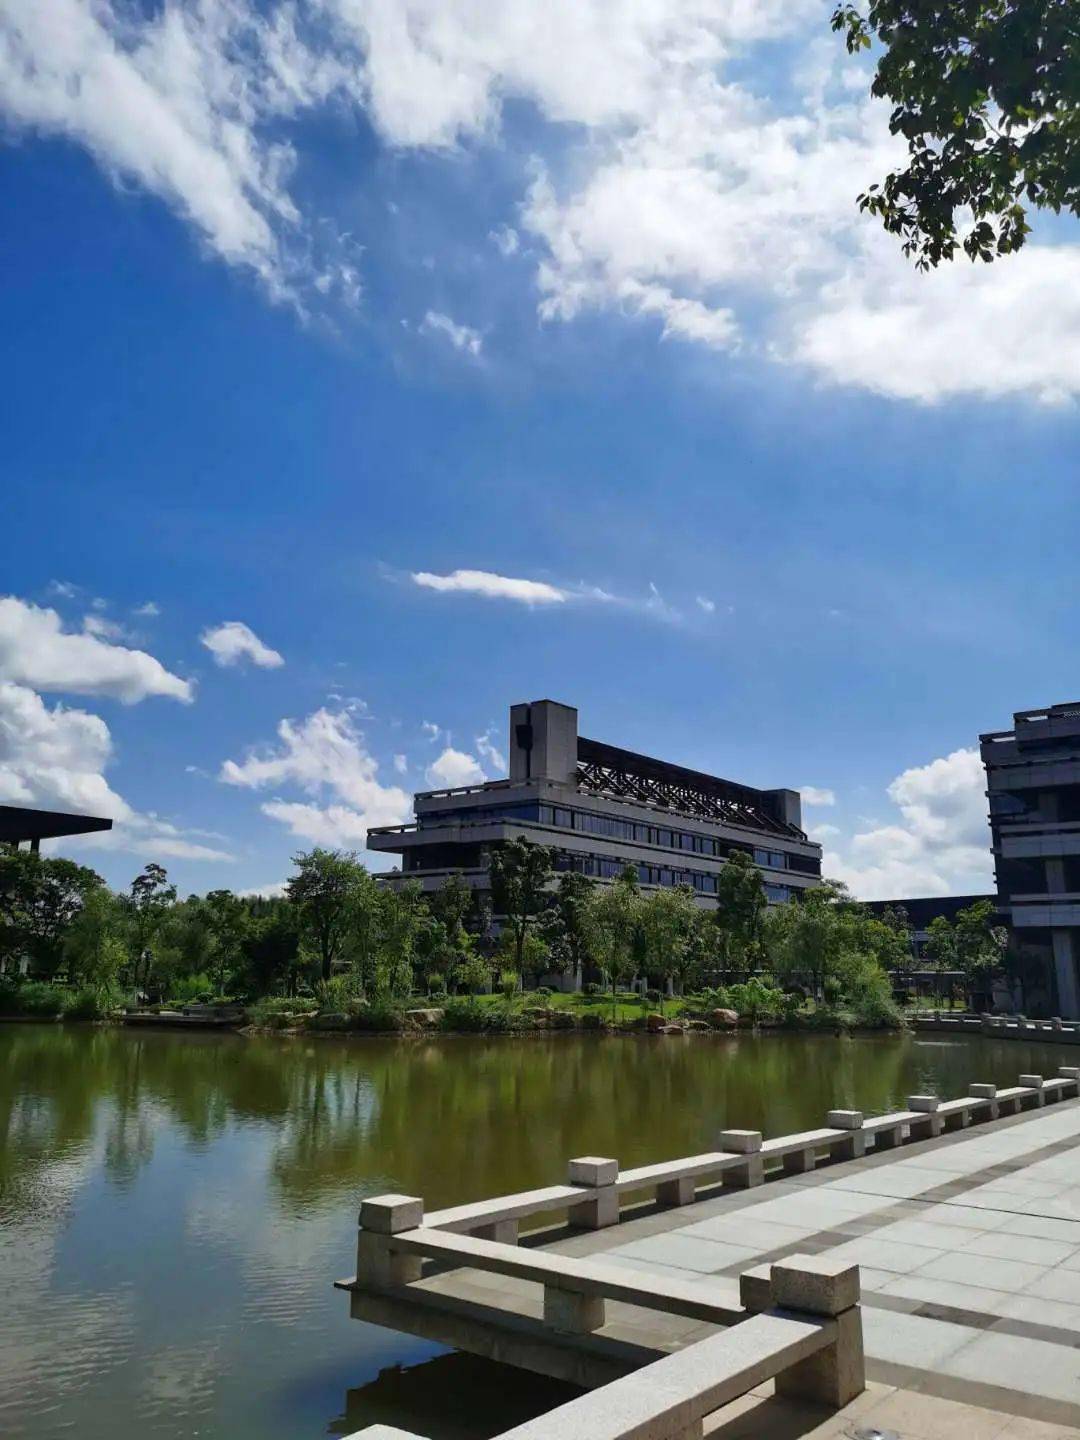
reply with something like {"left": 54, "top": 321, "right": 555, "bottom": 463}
{"left": 0, "top": 839, "right": 1004, "bottom": 1021}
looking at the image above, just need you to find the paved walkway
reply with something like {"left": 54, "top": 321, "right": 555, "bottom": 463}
{"left": 554, "top": 1100, "right": 1080, "bottom": 1428}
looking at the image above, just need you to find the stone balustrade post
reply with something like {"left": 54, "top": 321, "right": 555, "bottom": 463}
{"left": 1059, "top": 1065, "right": 1080, "bottom": 1098}
{"left": 827, "top": 1110, "right": 865, "bottom": 1160}
{"left": 1020, "top": 1074, "right": 1046, "bottom": 1107}
{"left": 907, "top": 1095, "right": 943, "bottom": 1138}
{"left": 568, "top": 1156, "right": 619, "bottom": 1228}
{"left": 771, "top": 1254, "right": 865, "bottom": 1409}
{"left": 474, "top": 1219, "right": 519, "bottom": 1244}
{"left": 656, "top": 1174, "right": 697, "bottom": 1207}
{"left": 357, "top": 1194, "right": 424, "bottom": 1290}
{"left": 969, "top": 1083, "right": 999, "bottom": 1120}
{"left": 718, "top": 1130, "right": 764, "bottom": 1188}
{"left": 543, "top": 1281, "right": 606, "bottom": 1334}
{"left": 739, "top": 1262, "right": 773, "bottom": 1314}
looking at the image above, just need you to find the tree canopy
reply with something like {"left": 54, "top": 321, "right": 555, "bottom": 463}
{"left": 832, "top": 0, "right": 1080, "bottom": 266}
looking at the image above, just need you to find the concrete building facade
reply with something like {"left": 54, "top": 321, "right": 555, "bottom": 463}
{"left": 982, "top": 701, "right": 1080, "bottom": 1018}
{"left": 368, "top": 699, "right": 822, "bottom": 909}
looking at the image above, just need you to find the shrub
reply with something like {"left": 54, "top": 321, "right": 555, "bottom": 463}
{"left": 579, "top": 1011, "right": 607, "bottom": 1031}
{"left": 62, "top": 985, "right": 117, "bottom": 1020}
{"left": 167, "top": 973, "right": 215, "bottom": 1005}
{"left": 350, "top": 998, "right": 404, "bottom": 1032}
{"left": 425, "top": 972, "right": 445, "bottom": 996}
{"left": 726, "top": 977, "right": 788, "bottom": 1024}
{"left": 645, "top": 987, "right": 662, "bottom": 1004}
{"left": 499, "top": 969, "right": 520, "bottom": 1001}
{"left": 582, "top": 982, "right": 600, "bottom": 997}
{"left": 247, "top": 995, "right": 316, "bottom": 1026}
{"left": 439, "top": 998, "right": 516, "bottom": 1032}
{"left": 536, "top": 985, "right": 553, "bottom": 998}
{"left": 316, "top": 974, "right": 357, "bottom": 1011}
{"left": 0, "top": 980, "right": 65, "bottom": 1017}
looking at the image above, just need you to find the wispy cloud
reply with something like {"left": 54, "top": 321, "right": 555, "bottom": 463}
{"left": 800, "top": 785, "right": 836, "bottom": 807}
{"left": 419, "top": 310, "right": 483, "bottom": 357}
{"left": 412, "top": 569, "right": 566, "bottom": 605}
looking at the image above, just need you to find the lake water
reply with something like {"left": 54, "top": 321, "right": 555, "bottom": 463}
{"left": 2, "top": 1022, "right": 1076, "bottom": 1440}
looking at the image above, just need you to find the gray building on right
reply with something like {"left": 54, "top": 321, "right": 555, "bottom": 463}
{"left": 981, "top": 702, "right": 1080, "bottom": 1018}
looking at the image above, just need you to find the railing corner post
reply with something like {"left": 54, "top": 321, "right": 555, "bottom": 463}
{"left": 357, "top": 1194, "right": 424, "bottom": 1290}
{"left": 771, "top": 1254, "right": 864, "bottom": 1409}
{"left": 969, "top": 1083, "right": 999, "bottom": 1120}
{"left": 907, "top": 1094, "right": 943, "bottom": 1137}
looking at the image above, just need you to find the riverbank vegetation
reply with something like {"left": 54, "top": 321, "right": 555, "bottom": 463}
{"left": 0, "top": 840, "right": 1003, "bottom": 1033}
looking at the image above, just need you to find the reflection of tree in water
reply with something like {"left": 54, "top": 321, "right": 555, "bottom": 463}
{"left": 2, "top": 1026, "right": 1074, "bottom": 1227}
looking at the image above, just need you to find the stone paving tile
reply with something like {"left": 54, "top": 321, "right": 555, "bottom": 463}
{"left": 957, "top": 1230, "right": 1078, "bottom": 1267}
{"left": 1019, "top": 1267, "right": 1080, "bottom": 1305}
{"left": 1004, "top": 1214, "right": 1080, "bottom": 1244}
{"left": 998, "top": 1416, "right": 1080, "bottom": 1439}
{"left": 677, "top": 1216, "right": 814, "bottom": 1250}
{"left": 826, "top": 1235, "right": 944, "bottom": 1273}
{"left": 916, "top": 1250, "right": 1049, "bottom": 1292}
{"left": 876, "top": 1273, "right": 1010, "bottom": 1315}
{"left": 611, "top": 1233, "right": 759, "bottom": 1275}
{"left": 995, "top": 1294, "right": 1080, "bottom": 1332}
{"left": 915, "top": 1201, "right": 1014, "bottom": 1231}
{"left": 876, "top": 1216, "right": 980, "bottom": 1250}
{"left": 944, "top": 1330, "right": 1080, "bottom": 1407}
{"left": 857, "top": 1387, "right": 1014, "bottom": 1440}
{"left": 861, "top": 1307, "right": 974, "bottom": 1371}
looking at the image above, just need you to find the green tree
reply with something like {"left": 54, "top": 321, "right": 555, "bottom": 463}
{"left": 238, "top": 903, "right": 301, "bottom": 997}
{"left": 374, "top": 883, "right": 426, "bottom": 998}
{"left": 124, "top": 863, "right": 177, "bottom": 994}
{"left": 0, "top": 850, "right": 106, "bottom": 980}
{"left": 488, "top": 838, "right": 555, "bottom": 976}
{"left": 585, "top": 866, "right": 643, "bottom": 1017}
{"left": 202, "top": 889, "right": 249, "bottom": 997}
{"left": 286, "top": 848, "right": 369, "bottom": 982}
{"left": 714, "top": 851, "right": 766, "bottom": 975}
{"left": 641, "top": 884, "right": 700, "bottom": 999}
{"left": 63, "top": 885, "right": 127, "bottom": 990}
{"left": 953, "top": 899, "right": 1007, "bottom": 1007}
{"left": 538, "top": 870, "right": 595, "bottom": 979}
{"left": 924, "top": 914, "right": 958, "bottom": 1007}
{"left": 832, "top": 0, "right": 1080, "bottom": 268}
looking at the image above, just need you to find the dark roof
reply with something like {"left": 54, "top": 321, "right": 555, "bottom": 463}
{"left": 575, "top": 736, "right": 803, "bottom": 838}
{"left": 863, "top": 894, "right": 997, "bottom": 929}
{"left": 0, "top": 805, "right": 113, "bottom": 844}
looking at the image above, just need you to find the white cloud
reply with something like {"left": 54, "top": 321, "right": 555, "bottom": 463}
{"left": 419, "top": 310, "right": 483, "bottom": 356}
{"left": 695, "top": 595, "right": 716, "bottom": 614}
{"left": 133, "top": 601, "right": 161, "bottom": 617}
{"left": 0, "top": 681, "right": 231, "bottom": 861}
{"left": 220, "top": 705, "right": 411, "bottom": 849}
{"left": 82, "top": 613, "right": 128, "bottom": 642}
{"left": 800, "top": 785, "right": 836, "bottom": 807}
{"left": 0, "top": 596, "right": 192, "bottom": 704}
{"left": 809, "top": 822, "right": 840, "bottom": 840}
{"left": 824, "top": 747, "right": 993, "bottom": 901}
{"left": 421, "top": 720, "right": 442, "bottom": 743}
{"left": 200, "top": 620, "right": 284, "bottom": 670}
{"left": 393, "top": 753, "right": 408, "bottom": 774}
{"left": 412, "top": 569, "right": 567, "bottom": 605}
{"left": 490, "top": 224, "right": 519, "bottom": 257}
{"left": 47, "top": 579, "right": 78, "bottom": 599}
{"left": 238, "top": 880, "right": 288, "bottom": 898}
{"left": 7, "top": 1, "right": 1077, "bottom": 402}
{"left": 425, "top": 746, "right": 485, "bottom": 789}
{"left": 475, "top": 730, "right": 506, "bottom": 775}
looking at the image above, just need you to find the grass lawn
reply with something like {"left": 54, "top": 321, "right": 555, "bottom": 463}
{"left": 469, "top": 990, "right": 691, "bottom": 1023}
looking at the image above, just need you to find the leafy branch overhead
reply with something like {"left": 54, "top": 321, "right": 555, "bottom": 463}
{"left": 832, "top": 0, "right": 1080, "bottom": 266}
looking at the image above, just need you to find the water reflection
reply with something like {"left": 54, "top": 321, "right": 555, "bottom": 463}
{"left": 2, "top": 1024, "right": 1076, "bottom": 1440}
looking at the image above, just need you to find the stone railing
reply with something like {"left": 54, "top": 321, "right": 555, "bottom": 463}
{"left": 352, "top": 1068, "right": 1080, "bottom": 1248}
{"left": 912, "top": 1012, "right": 1080, "bottom": 1042}
{"left": 346, "top": 1251, "right": 865, "bottom": 1440}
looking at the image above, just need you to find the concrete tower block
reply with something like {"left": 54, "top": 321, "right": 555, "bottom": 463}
{"left": 509, "top": 700, "right": 578, "bottom": 784}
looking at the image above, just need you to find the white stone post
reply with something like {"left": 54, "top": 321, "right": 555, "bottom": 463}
{"left": 782, "top": 1143, "right": 815, "bottom": 1174}
{"left": 827, "top": 1110, "right": 866, "bottom": 1160}
{"left": 771, "top": 1254, "right": 865, "bottom": 1408}
{"left": 568, "top": 1156, "right": 619, "bottom": 1228}
{"left": 719, "top": 1129, "right": 764, "bottom": 1188}
{"left": 1020, "top": 1074, "right": 1046, "bottom": 1107}
{"left": 543, "top": 1282, "right": 606, "bottom": 1334}
{"left": 873, "top": 1119, "right": 903, "bottom": 1151}
{"left": 1059, "top": 1065, "right": 1080, "bottom": 1098}
{"left": 738, "top": 1262, "right": 773, "bottom": 1314}
{"left": 907, "top": 1095, "right": 944, "bottom": 1137}
{"left": 357, "top": 1194, "right": 424, "bottom": 1290}
{"left": 969, "top": 1083, "right": 999, "bottom": 1120}
{"left": 656, "top": 1174, "right": 697, "bottom": 1207}
{"left": 475, "top": 1219, "right": 519, "bottom": 1244}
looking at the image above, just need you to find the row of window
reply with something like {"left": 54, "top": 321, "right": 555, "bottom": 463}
{"left": 423, "top": 801, "right": 818, "bottom": 873}
{"left": 551, "top": 850, "right": 792, "bottom": 901}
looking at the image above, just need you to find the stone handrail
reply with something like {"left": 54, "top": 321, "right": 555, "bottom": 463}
{"left": 411, "top": 1068, "right": 1079, "bottom": 1243}
{"left": 345, "top": 1252, "right": 864, "bottom": 1440}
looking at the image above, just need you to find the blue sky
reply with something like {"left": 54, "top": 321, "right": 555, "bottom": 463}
{"left": 3, "top": 0, "right": 1080, "bottom": 900}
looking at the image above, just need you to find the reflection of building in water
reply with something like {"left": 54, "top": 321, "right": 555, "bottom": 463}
{"left": 982, "top": 702, "right": 1080, "bottom": 1018}
{"left": 368, "top": 698, "right": 822, "bottom": 911}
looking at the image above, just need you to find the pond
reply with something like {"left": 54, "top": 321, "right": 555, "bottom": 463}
{"left": 2, "top": 1022, "right": 1076, "bottom": 1440}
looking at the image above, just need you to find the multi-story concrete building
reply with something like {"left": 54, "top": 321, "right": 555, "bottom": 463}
{"left": 368, "top": 699, "right": 822, "bottom": 908}
{"left": 981, "top": 702, "right": 1080, "bottom": 1017}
